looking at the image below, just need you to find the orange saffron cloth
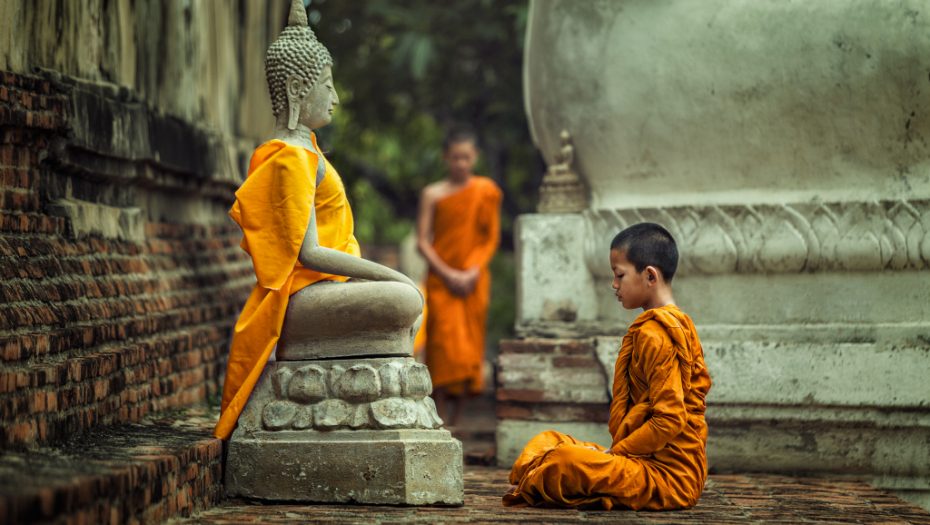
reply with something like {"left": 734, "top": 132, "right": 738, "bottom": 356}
{"left": 503, "top": 305, "right": 712, "bottom": 510}
{"left": 425, "top": 177, "right": 502, "bottom": 395}
{"left": 213, "top": 137, "right": 360, "bottom": 440}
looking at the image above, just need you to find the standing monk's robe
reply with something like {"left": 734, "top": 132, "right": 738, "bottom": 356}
{"left": 503, "top": 305, "right": 712, "bottom": 510}
{"left": 425, "top": 177, "right": 502, "bottom": 396}
{"left": 213, "top": 137, "right": 360, "bottom": 440}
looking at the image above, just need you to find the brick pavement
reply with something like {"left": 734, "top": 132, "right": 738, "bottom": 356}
{"left": 177, "top": 466, "right": 930, "bottom": 525}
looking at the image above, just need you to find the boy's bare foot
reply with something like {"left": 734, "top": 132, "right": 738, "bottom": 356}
{"left": 506, "top": 484, "right": 519, "bottom": 495}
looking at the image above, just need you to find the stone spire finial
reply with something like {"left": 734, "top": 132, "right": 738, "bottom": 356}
{"left": 288, "top": 0, "right": 308, "bottom": 27}
{"left": 265, "top": 0, "right": 333, "bottom": 121}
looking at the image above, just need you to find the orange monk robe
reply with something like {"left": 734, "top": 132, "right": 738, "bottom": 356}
{"left": 214, "top": 137, "right": 360, "bottom": 440}
{"left": 503, "top": 305, "right": 712, "bottom": 511}
{"left": 425, "top": 177, "right": 502, "bottom": 396}
{"left": 412, "top": 283, "right": 428, "bottom": 356}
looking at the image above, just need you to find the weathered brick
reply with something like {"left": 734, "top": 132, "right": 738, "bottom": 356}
{"left": 0, "top": 337, "right": 21, "bottom": 361}
{"left": 552, "top": 356, "right": 600, "bottom": 368}
{"left": 496, "top": 388, "right": 547, "bottom": 402}
{"left": 559, "top": 341, "right": 592, "bottom": 354}
{"left": 498, "top": 339, "right": 554, "bottom": 354}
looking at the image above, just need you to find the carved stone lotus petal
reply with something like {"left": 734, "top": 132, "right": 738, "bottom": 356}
{"left": 348, "top": 403, "right": 371, "bottom": 430}
{"left": 837, "top": 228, "right": 883, "bottom": 271}
{"left": 287, "top": 365, "right": 328, "bottom": 404}
{"left": 921, "top": 228, "right": 930, "bottom": 266}
{"left": 313, "top": 398, "right": 352, "bottom": 430}
{"left": 811, "top": 209, "right": 840, "bottom": 271}
{"left": 759, "top": 221, "right": 808, "bottom": 273}
{"left": 262, "top": 400, "right": 297, "bottom": 431}
{"left": 690, "top": 224, "right": 738, "bottom": 274}
{"left": 338, "top": 364, "right": 381, "bottom": 403}
{"left": 327, "top": 365, "right": 345, "bottom": 398}
{"left": 370, "top": 398, "right": 419, "bottom": 429}
{"left": 879, "top": 233, "right": 894, "bottom": 269}
{"left": 379, "top": 361, "right": 404, "bottom": 398}
{"left": 400, "top": 363, "right": 432, "bottom": 398}
{"left": 416, "top": 397, "right": 443, "bottom": 429}
{"left": 272, "top": 367, "right": 292, "bottom": 399}
{"left": 892, "top": 203, "right": 925, "bottom": 268}
{"left": 292, "top": 405, "right": 313, "bottom": 430}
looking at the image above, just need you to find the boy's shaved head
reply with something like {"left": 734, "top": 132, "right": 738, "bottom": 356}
{"left": 610, "top": 223, "right": 678, "bottom": 283}
{"left": 443, "top": 125, "right": 479, "bottom": 151}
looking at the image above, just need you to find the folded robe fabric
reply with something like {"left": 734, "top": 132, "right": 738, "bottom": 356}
{"left": 503, "top": 305, "right": 712, "bottom": 510}
{"left": 213, "top": 137, "right": 360, "bottom": 440}
{"left": 425, "top": 177, "right": 502, "bottom": 396}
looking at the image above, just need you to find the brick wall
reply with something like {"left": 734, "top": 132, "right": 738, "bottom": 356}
{"left": 0, "top": 70, "right": 253, "bottom": 448}
{"left": 496, "top": 338, "right": 610, "bottom": 423}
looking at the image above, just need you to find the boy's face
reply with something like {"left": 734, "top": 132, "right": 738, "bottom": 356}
{"left": 609, "top": 248, "right": 658, "bottom": 310}
{"left": 443, "top": 141, "right": 479, "bottom": 181}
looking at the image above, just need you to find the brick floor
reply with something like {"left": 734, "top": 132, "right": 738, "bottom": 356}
{"left": 176, "top": 466, "right": 930, "bottom": 525}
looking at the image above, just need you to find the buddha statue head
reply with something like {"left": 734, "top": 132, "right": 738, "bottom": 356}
{"left": 266, "top": 0, "right": 338, "bottom": 131}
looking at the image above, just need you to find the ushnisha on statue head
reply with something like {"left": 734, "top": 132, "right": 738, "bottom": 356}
{"left": 266, "top": 0, "right": 338, "bottom": 131}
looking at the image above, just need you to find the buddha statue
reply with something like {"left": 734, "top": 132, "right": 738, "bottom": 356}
{"left": 220, "top": 0, "right": 463, "bottom": 506}
{"left": 537, "top": 130, "right": 587, "bottom": 213}
{"left": 268, "top": 0, "right": 425, "bottom": 360}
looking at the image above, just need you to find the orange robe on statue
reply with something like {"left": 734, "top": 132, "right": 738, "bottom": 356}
{"left": 503, "top": 305, "right": 712, "bottom": 510}
{"left": 425, "top": 177, "right": 502, "bottom": 396}
{"left": 213, "top": 137, "right": 360, "bottom": 440}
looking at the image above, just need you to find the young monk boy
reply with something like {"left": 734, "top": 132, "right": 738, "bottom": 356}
{"left": 416, "top": 127, "right": 502, "bottom": 426}
{"left": 503, "top": 223, "right": 712, "bottom": 510}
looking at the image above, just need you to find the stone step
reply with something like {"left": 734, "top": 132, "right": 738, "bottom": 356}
{"left": 0, "top": 419, "right": 222, "bottom": 525}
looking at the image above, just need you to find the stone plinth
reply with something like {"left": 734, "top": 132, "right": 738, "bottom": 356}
{"left": 225, "top": 358, "right": 464, "bottom": 505}
{"left": 226, "top": 429, "right": 462, "bottom": 505}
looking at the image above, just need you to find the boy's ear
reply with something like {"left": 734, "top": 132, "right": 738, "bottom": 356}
{"left": 645, "top": 266, "right": 660, "bottom": 287}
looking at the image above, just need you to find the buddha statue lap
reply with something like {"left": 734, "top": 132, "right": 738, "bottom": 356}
{"left": 222, "top": 0, "right": 463, "bottom": 505}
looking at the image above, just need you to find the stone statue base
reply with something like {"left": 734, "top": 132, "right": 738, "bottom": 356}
{"left": 226, "top": 429, "right": 463, "bottom": 505}
{"left": 224, "top": 357, "right": 464, "bottom": 505}
{"left": 538, "top": 176, "right": 587, "bottom": 214}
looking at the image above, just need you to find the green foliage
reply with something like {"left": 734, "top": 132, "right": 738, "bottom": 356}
{"left": 308, "top": 0, "right": 542, "bottom": 246}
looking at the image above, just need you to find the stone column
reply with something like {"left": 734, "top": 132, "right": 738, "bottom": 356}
{"left": 506, "top": 0, "right": 930, "bottom": 510}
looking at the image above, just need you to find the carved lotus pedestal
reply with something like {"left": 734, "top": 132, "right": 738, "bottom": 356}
{"left": 225, "top": 357, "right": 464, "bottom": 505}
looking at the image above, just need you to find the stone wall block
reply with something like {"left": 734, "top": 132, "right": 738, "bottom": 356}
{"left": 313, "top": 399, "right": 352, "bottom": 430}
{"left": 337, "top": 365, "right": 381, "bottom": 403}
{"left": 262, "top": 401, "right": 297, "bottom": 431}
{"left": 271, "top": 368, "right": 292, "bottom": 399}
{"left": 400, "top": 363, "right": 432, "bottom": 399}
{"left": 370, "top": 398, "right": 419, "bottom": 429}
{"left": 287, "top": 365, "right": 327, "bottom": 404}
{"left": 379, "top": 362, "right": 403, "bottom": 398}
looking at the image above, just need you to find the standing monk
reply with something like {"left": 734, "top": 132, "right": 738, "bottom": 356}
{"left": 416, "top": 127, "right": 502, "bottom": 426}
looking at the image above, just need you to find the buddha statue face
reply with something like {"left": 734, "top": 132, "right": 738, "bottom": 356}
{"left": 286, "top": 65, "right": 339, "bottom": 130}
{"left": 266, "top": 0, "right": 336, "bottom": 131}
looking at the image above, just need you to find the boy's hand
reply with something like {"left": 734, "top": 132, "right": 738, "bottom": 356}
{"left": 444, "top": 267, "right": 480, "bottom": 297}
